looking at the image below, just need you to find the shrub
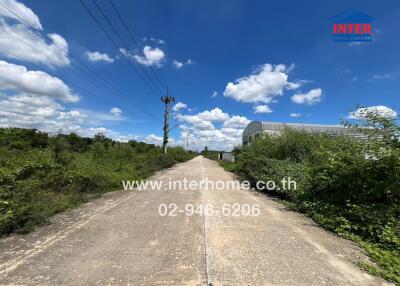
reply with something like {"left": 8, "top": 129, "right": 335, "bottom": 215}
{"left": 0, "top": 128, "right": 196, "bottom": 235}
{"left": 231, "top": 112, "right": 400, "bottom": 284}
{"left": 237, "top": 151, "right": 307, "bottom": 199}
{"left": 307, "top": 145, "right": 400, "bottom": 204}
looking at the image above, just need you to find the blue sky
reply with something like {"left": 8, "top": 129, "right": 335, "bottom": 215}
{"left": 0, "top": 0, "right": 399, "bottom": 150}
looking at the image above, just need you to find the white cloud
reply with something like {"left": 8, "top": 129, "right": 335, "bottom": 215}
{"left": 134, "top": 46, "right": 165, "bottom": 67}
{"left": 194, "top": 121, "right": 215, "bottom": 131}
{"left": 0, "top": 92, "right": 126, "bottom": 138}
{"left": 0, "top": 93, "right": 61, "bottom": 119}
{"left": 0, "top": 57, "right": 132, "bottom": 141}
{"left": 172, "top": 59, "right": 194, "bottom": 69}
{"left": 119, "top": 48, "right": 130, "bottom": 57}
{"left": 58, "top": 110, "right": 86, "bottom": 121}
{"left": 291, "top": 88, "right": 322, "bottom": 105}
{"left": 349, "top": 106, "right": 397, "bottom": 120}
{"left": 189, "top": 127, "right": 242, "bottom": 151}
{"left": 0, "top": 60, "right": 78, "bottom": 102}
{"left": 177, "top": 107, "right": 230, "bottom": 124}
{"left": 110, "top": 107, "right": 122, "bottom": 116}
{"left": 253, "top": 105, "right": 273, "bottom": 114}
{"left": 0, "top": 0, "right": 42, "bottom": 30}
{"left": 145, "top": 134, "right": 164, "bottom": 145}
{"left": 221, "top": 127, "right": 243, "bottom": 137}
{"left": 0, "top": 15, "right": 69, "bottom": 67}
{"left": 287, "top": 80, "right": 310, "bottom": 90}
{"left": 172, "top": 60, "right": 183, "bottom": 69}
{"left": 82, "top": 127, "right": 108, "bottom": 136}
{"left": 82, "top": 109, "right": 124, "bottom": 123}
{"left": 223, "top": 63, "right": 301, "bottom": 103}
{"left": 172, "top": 102, "right": 187, "bottom": 112}
{"left": 211, "top": 91, "right": 218, "bottom": 98}
{"left": 0, "top": 94, "right": 68, "bottom": 131}
{"left": 175, "top": 108, "right": 250, "bottom": 151}
{"left": 86, "top": 51, "right": 114, "bottom": 63}
{"left": 77, "top": 127, "right": 136, "bottom": 141}
{"left": 143, "top": 37, "right": 165, "bottom": 45}
{"left": 286, "top": 63, "right": 296, "bottom": 73}
{"left": 286, "top": 82, "right": 301, "bottom": 90}
{"left": 289, "top": 113, "right": 301, "bottom": 117}
{"left": 223, "top": 116, "right": 250, "bottom": 129}
{"left": 373, "top": 73, "right": 392, "bottom": 80}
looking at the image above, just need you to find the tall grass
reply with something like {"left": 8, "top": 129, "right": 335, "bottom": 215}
{"left": 230, "top": 123, "right": 400, "bottom": 284}
{"left": 0, "top": 128, "right": 196, "bottom": 235}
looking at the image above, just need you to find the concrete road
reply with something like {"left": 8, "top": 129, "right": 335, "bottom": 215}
{"left": 0, "top": 156, "right": 392, "bottom": 285}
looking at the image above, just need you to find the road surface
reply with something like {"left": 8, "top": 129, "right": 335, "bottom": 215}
{"left": 0, "top": 156, "right": 392, "bottom": 285}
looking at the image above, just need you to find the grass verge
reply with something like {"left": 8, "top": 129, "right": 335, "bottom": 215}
{"left": 0, "top": 128, "right": 196, "bottom": 235}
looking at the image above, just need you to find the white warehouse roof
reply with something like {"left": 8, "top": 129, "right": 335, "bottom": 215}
{"left": 242, "top": 121, "right": 364, "bottom": 144}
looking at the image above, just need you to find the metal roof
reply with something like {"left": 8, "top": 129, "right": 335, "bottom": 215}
{"left": 260, "top": 121, "right": 356, "bottom": 134}
{"left": 243, "top": 121, "right": 365, "bottom": 142}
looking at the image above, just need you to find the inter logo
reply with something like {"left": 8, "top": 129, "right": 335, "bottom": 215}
{"left": 332, "top": 9, "right": 373, "bottom": 42}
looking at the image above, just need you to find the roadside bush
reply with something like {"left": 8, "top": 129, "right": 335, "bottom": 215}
{"left": 307, "top": 145, "right": 400, "bottom": 204}
{"left": 0, "top": 128, "right": 196, "bottom": 235}
{"left": 200, "top": 146, "right": 220, "bottom": 161}
{"left": 237, "top": 149, "right": 308, "bottom": 199}
{"left": 0, "top": 128, "right": 48, "bottom": 149}
{"left": 167, "top": 146, "right": 195, "bottom": 162}
{"left": 219, "top": 161, "right": 237, "bottom": 173}
{"left": 229, "top": 110, "right": 400, "bottom": 284}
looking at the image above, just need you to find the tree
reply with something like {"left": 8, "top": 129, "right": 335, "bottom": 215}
{"left": 343, "top": 106, "right": 399, "bottom": 148}
{"left": 67, "top": 132, "right": 83, "bottom": 152}
{"left": 93, "top": 132, "right": 112, "bottom": 149}
{"left": 50, "top": 135, "right": 69, "bottom": 163}
{"left": 94, "top": 133, "right": 107, "bottom": 142}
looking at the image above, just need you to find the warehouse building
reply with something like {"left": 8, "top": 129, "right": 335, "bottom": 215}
{"left": 218, "top": 152, "right": 235, "bottom": 162}
{"left": 242, "top": 121, "right": 364, "bottom": 145}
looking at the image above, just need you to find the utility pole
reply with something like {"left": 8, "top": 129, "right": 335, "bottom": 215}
{"left": 186, "top": 132, "right": 190, "bottom": 151}
{"left": 161, "top": 90, "right": 175, "bottom": 154}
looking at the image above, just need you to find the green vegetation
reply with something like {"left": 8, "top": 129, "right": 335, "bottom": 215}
{"left": 200, "top": 146, "right": 220, "bottom": 161}
{"left": 218, "top": 160, "right": 237, "bottom": 172}
{"left": 225, "top": 112, "right": 400, "bottom": 284}
{"left": 0, "top": 128, "right": 195, "bottom": 235}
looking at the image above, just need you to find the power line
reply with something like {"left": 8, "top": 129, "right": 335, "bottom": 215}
{"left": 0, "top": 27, "right": 105, "bottom": 93}
{"left": 0, "top": 1, "right": 125, "bottom": 97}
{"left": 79, "top": 0, "right": 163, "bottom": 98}
{"left": 0, "top": 1, "right": 163, "bottom": 109}
{"left": 107, "top": 0, "right": 167, "bottom": 90}
{"left": 92, "top": 0, "right": 165, "bottom": 94}
{"left": 0, "top": 30, "right": 162, "bottom": 123}
{"left": 0, "top": 43, "right": 162, "bottom": 123}
{"left": 0, "top": 1, "right": 163, "bottom": 122}
{"left": 0, "top": 4, "right": 120, "bottom": 93}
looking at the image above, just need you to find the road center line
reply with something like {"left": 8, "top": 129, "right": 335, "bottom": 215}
{"left": 200, "top": 159, "right": 212, "bottom": 286}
